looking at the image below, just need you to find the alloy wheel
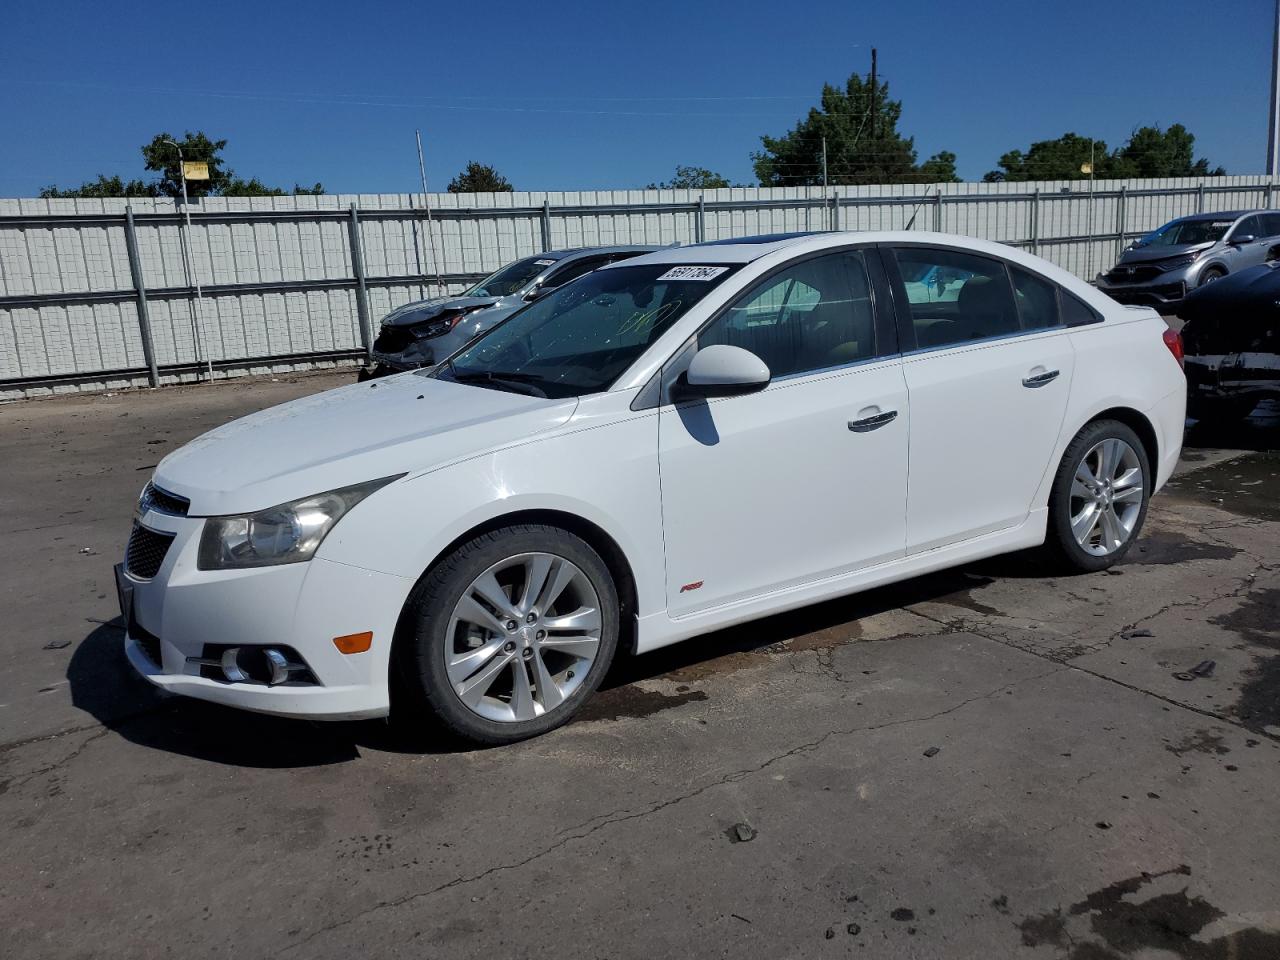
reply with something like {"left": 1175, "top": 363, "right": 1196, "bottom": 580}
{"left": 444, "top": 552, "right": 602, "bottom": 723}
{"left": 1068, "top": 437, "right": 1144, "bottom": 557}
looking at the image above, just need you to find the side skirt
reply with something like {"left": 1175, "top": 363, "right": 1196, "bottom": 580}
{"left": 633, "top": 508, "right": 1048, "bottom": 655}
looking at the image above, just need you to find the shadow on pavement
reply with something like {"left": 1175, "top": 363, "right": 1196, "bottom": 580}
{"left": 67, "top": 620, "right": 476, "bottom": 766}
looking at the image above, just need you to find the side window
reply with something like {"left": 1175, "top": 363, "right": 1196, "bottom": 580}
{"left": 1262, "top": 213, "right": 1280, "bottom": 238}
{"left": 892, "top": 247, "right": 1019, "bottom": 348}
{"left": 542, "top": 256, "right": 609, "bottom": 290}
{"left": 1009, "top": 265, "right": 1060, "bottom": 330}
{"left": 1232, "top": 216, "right": 1262, "bottom": 240}
{"left": 699, "top": 251, "right": 876, "bottom": 378}
{"left": 1059, "top": 289, "right": 1102, "bottom": 326}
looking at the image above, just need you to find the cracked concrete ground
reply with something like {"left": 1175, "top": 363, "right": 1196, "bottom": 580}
{"left": 2, "top": 373, "right": 1279, "bottom": 959}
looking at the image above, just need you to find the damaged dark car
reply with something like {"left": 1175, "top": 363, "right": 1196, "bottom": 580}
{"left": 1180, "top": 261, "right": 1280, "bottom": 421}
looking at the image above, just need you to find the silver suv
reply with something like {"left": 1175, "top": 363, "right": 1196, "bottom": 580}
{"left": 366, "top": 245, "right": 658, "bottom": 377}
{"left": 1097, "top": 209, "right": 1280, "bottom": 310}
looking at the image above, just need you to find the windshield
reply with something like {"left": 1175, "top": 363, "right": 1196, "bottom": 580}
{"left": 1139, "top": 218, "right": 1233, "bottom": 248}
{"left": 432, "top": 263, "right": 739, "bottom": 398}
{"left": 464, "top": 256, "right": 556, "bottom": 297}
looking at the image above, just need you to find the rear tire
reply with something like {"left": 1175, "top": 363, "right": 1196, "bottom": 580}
{"left": 395, "top": 524, "right": 619, "bottom": 745}
{"left": 1043, "top": 419, "right": 1151, "bottom": 573}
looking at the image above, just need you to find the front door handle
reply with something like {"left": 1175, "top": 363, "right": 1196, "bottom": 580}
{"left": 848, "top": 410, "right": 898, "bottom": 432}
{"left": 1022, "top": 369, "right": 1060, "bottom": 388}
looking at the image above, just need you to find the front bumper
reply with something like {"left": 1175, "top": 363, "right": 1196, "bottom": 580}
{"left": 371, "top": 341, "right": 434, "bottom": 372}
{"left": 1096, "top": 276, "right": 1188, "bottom": 308}
{"left": 120, "top": 508, "right": 414, "bottom": 720}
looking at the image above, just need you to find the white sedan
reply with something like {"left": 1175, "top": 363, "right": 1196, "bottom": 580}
{"left": 118, "top": 232, "right": 1186, "bottom": 743}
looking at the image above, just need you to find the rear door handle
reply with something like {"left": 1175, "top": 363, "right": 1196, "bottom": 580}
{"left": 848, "top": 410, "right": 898, "bottom": 432}
{"left": 1022, "top": 369, "right": 1060, "bottom": 388}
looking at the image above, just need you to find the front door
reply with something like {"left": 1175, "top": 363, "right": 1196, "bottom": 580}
{"left": 658, "top": 249, "right": 909, "bottom": 617}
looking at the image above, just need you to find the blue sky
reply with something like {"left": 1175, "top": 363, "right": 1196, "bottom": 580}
{"left": 2, "top": 0, "right": 1274, "bottom": 196}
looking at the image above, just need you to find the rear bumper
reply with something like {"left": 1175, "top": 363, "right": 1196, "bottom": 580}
{"left": 1185, "top": 356, "right": 1280, "bottom": 400}
{"left": 1147, "top": 386, "right": 1187, "bottom": 493}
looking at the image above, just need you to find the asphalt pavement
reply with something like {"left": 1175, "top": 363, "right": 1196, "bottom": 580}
{"left": 1, "top": 372, "right": 1278, "bottom": 959}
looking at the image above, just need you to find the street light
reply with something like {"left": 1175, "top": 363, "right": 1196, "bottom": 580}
{"left": 163, "top": 138, "right": 213, "bottom": 382}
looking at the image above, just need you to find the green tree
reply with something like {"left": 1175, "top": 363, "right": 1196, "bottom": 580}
{"left": 1110, "top": 124, "right": 1224, "bottom": 178}
{"left": 39, "top": 175, "right": 154, "bottom": 199}
{"left": 753, "top": 69, "right": 955, "bottom": 186}
{"left": 984, "top": 125, "right": 1223, "bottom": 182}
{"left": 917, "top": 150, "right": 960, "bottom": 183}
{"left": 447, "top": 161, "right": 513, "bottom": 193}
{"left": 140, "top": 132, "right": 235, "bottom": 198}
{"left": 648, "top": 165, "right": 731, "bottom": 189}
{"left": 38, "top": 131, "right": 324, "bottom": 198}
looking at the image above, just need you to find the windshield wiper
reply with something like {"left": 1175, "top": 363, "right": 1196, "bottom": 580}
{"left": 449, "top": 369, "right": 548, "bottom": 398}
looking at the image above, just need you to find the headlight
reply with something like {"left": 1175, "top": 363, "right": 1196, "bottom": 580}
{"left": 197, "top": 476, "right": 402, "bottom": 570}
{"left": 1161, "top": 251, "right": 1204, "bottom": 271}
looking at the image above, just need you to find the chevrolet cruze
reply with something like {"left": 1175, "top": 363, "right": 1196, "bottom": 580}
{"left": 118, "top": 232, "right": 1186, "bottom": 744}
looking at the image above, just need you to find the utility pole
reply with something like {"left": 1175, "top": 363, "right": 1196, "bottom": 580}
{"left": 1086, "top": 140, "right": 1097, "bottom": 279}
{"left": 162, "top": 138, "right": 213, "bottom": 382}
{"left": 1269, "top": 0, "right": 1280, "bottom": 177}
{"left": 415, "top": 130, "right": 445, "bottom": 297}
{"left": 868, "top": 48, "right": 877, "bottom": 142}
{"left": 821, "top": 136, "right": 828, "bottom": 188}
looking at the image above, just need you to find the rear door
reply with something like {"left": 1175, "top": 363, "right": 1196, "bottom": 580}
{"left": 658, "top": 247, "right": 908, "bottom": 617}
{"left": 883, "top": 245, "right": 1076, "bottom": 553}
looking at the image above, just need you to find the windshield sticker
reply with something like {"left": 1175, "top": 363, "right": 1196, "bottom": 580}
{"left": 1211, "top": 222, "right": 1232, "bottom": 229}
{"left": 658, "top": 265, "right": 729, "bottom": 282}
{"left": 534, "top": 259, "right": 556, "bottom": 266}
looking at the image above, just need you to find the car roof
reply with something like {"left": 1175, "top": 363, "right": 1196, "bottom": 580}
{"left": 1173, "top": 211, "right": 1255, "bottom": 223}
{"left": 599, "top": 232, "right": 824, "bottom": 267}
{"left": 543, "top": 244, "right": 663, "bottom": 261}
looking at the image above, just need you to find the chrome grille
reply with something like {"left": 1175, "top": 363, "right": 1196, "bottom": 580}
{"left": 125, "top": 524, "right": 174, "bottom": 580}
{"left": 140, "top": 482, "right": 189, "bottom": 517}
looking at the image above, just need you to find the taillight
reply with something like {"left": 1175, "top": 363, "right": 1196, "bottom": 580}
{"left": 1162, "top": 327, "right": 1184, "bottom": 368}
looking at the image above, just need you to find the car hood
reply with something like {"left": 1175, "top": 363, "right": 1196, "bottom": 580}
{"left": 382, "top": 295, "right": 506, "bottom": 328}
{"left": 1181, "top": 263, "right": 1280, "bottom": 328}
{"left": 153, "top": 374, "right": 577, "bottom": 515}
{"left": 1117, "top": 241, "right": 1216, "bottom": 265}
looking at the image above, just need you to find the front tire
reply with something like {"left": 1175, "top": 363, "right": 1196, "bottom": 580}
{"left": 396, "top": 524, "right": 619, "bottom": 745}
{"left": 1198, "top": 265, "right": 1227, "bottom": 287}
{"left": 1043, "top": 420, "right": 1151, "bottom": 572}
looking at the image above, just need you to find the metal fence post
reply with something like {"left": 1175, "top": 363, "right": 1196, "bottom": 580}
{"left": 347, "top": 203, "right": 373, "bottom": 357}
{"left": 123, "top": 207, "right": 158, "bottom": 388}
{"left": 1116, "top": 185, "right": 1128, "bottom": 260}
{"left": 540, "top": 199, "right": 552, "bottom": 252}
{"left": 933, "top": 191, "right": 943, "bottom": 232}
{"left": 832, "top": 193, "right": 841, "bottom": 232}
{"left": 697, "top": 194, "right": 706, "bottom": 242}
{"left": 1030, "top": 189, "right": 1040, "bottom": 256}
{"left": 1197, "top": 182, "right": 1205, "bottom": 213}
{"left": 1268, "top": 181, "right": 1275, "bottom": 210}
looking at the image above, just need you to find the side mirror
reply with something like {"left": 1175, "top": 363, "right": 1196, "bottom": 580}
{"left": 525, "top": 284, "right": 555, "bottom": 302}
{"left": 678, "top": 344, "right": 771, "bottom": 398}
{"left": 1230, "top": 234, "right": 1255, "bottom": 246}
